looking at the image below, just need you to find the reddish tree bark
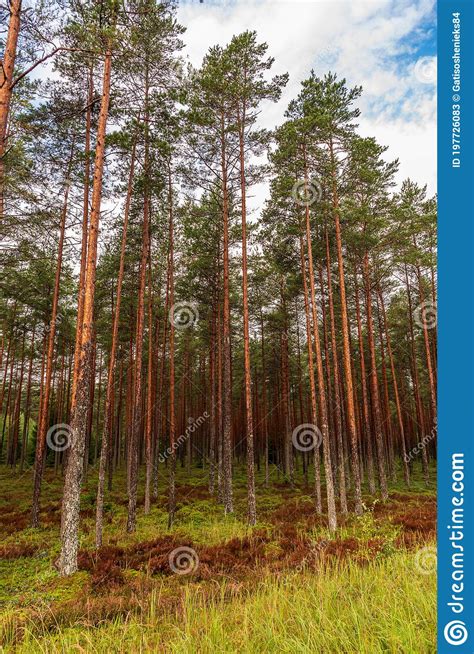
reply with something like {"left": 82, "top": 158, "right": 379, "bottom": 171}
{"left": 0, "top": 0, "right": 21, "bottom": 221}
{"left": 31, "top": 142, "right": 74, "bottom": 526}
{"left": 220, "top": 110, "right": 233, "bottom": 515}
{"left": 329, "top": 138, "right": 363, "bottom": 514}
{"left": 302, "top": 147, "right": 336, "bottom": 531}
{"left": 95, "top": 140, "right": 136, "bottom": 546}
{"left": 324, "top": 227, "right": 348, "bottom": 513}
{"left": 362, "top": 252, "right": 388, "bottom": 500}
{"left": 299, "top": 233, "right": 322, "bottom": 513}
{"left": 59, "top": 47, "right": 112, "bottom": 575}
{"left": 377, "top": 287, "right": 410, "bottom": 486}
{"left": 167, "top": 160, "right": 177, "bottom": 529}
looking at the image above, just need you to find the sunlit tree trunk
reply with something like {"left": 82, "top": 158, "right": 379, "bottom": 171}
{"left": 70, "top": 68, "right": 93, "bottom": 413}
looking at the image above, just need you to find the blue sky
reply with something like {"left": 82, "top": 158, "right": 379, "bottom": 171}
{"left": 176, "top": 0, "right": 437, "bottom": 209}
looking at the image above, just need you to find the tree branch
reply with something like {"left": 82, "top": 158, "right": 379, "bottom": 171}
{"left": 10, "top": 47, "right": 98, "bottom": 90}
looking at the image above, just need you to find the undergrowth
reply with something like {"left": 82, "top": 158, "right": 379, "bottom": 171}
{"left": 0, "top": 462, "right": 436, "bottom": 652}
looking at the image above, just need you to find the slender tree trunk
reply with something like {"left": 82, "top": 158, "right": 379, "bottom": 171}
{"left": 329, "top": 139, "right": 362, "bottom": 514}
{"left": 59, "top": 47, "right": 112, "bottom": 576}
{"left": 376, "top": 305, "right": 395, "bottom": 481}
{"left": 299, "top": 233, "right": 322, "bottom": 513}
{"left": 300, "top": 146, "right": 337, "bottom": 530}
{"left": 237, "top": 107, "right": 257, "bottom": 525}
{"left": 93, "top": 349, "right": 103, "bottom": 465}
{"left": 54, "top": 350, "right": 66, "bottom": 473}
{"left": 302, "top": 189, "right": 336, "bottom": 531}
{"left": 184, "top": 342, "right": 191, "bottom": 474}
{"left": 377, "top": 287, "right": 410, "bottom": 486}
{"left": 362, "top": 252, "right": 388, "bottom": 500}
{"left": 70, "top": 68, "right": 93, "bottom": 414}
{"left": 0, "top": 329, "right": 13, "bottom": 414}
{"left": 353, "top": 269, "right": 376, "bottom": 494}
{"left": 0, "top": 0, "right": 21, "bottom": 222}
{"left": 209, "top": 299, "right": 217, "bottom": 494}
{"left": 167, "top": 161, "right": 177, "bottom": 529}
{"left": 260, "top": 311, "right": 269, "bottom": 487}
{"left": 415, "top": 264, "right": 437, "bottom": 421}
{"left": 405, "top": 265, "right": 430, "bottom": 482}
{"left": 127, "top": 79, "right": 151, "bottom": 533}
{"left": 112, "top": 356, "right": 124, "bottom": 487}
{"left": 144, "top": 255, "right": 154, "bottom": 514}
{"left": 20, "top": 325, "right": 35, "bottom": 471}
{"left": 84, "top": 334, "right": 96, "bottom": 476}
{"left": 153, "top": 265, "right": 170, "bottom": 499}
{"left": 280, "top": 288, "right": 293, "bottom": 483}
{"left": 324, "top": 227, "right": 348, "bottom": 513}
{"left": 1, "top": 352, "right": 15, "bottom": 459}
{"left": 31, "top": 142, "right": 74, "bottom": 526}
{"left": 95, "top": 140, "right": 136, "bottom": 546}
{"left": 217, "top": 302, "right": 224, "bottom": 500}
{"left": 220, "top": 111, "right": 233, "bottom": 514}
{"left": 10, "top": 330, "right": 25, "bottom": 467}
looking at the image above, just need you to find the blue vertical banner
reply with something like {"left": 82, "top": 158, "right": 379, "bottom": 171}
{"left": 438, "top": 0, "right": 474, "bottom": 651}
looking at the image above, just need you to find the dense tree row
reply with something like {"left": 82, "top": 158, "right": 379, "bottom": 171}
{"left": 1, "top": 0, "right": 436, "bottom": 575}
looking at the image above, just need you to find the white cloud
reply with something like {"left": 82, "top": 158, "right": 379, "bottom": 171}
{"left": 177, "top": 0, "right": 437, "bottom": 212}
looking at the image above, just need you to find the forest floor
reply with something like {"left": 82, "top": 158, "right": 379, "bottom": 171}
{"left": 0, "top": 464, "right": 436, "bottom": 653}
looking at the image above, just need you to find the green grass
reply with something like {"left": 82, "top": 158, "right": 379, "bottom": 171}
{"left": 0, "top": 463, "right": 437, "bottom": 653}
{"left": 11, "top": 548, "right": 436, "bottom": 654}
